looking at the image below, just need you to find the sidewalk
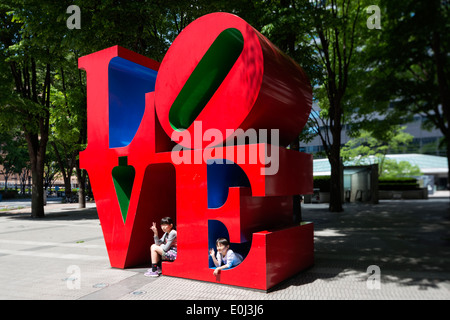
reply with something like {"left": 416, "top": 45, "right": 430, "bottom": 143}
{"left": 0, "top": 198, "right": 449, "bottom": 300}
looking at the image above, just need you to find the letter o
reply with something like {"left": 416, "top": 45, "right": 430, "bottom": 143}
{"left": 155, "top": 12, "right": 312, "bottom": 149}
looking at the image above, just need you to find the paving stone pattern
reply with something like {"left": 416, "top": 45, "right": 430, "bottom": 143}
{"left": 0, "top": 198, "right": 449, "bottom": 300}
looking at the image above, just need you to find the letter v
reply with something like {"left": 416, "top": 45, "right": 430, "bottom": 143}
{"left": 112, "top": 156, "right": 135, "bottom": 223}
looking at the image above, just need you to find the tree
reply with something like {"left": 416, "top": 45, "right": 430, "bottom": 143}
{"left": 43, "top": 148, "right": 59, "bottom": 192}
{"left": 0, "top": 2, "right": 60, "bottom": 217}
{"left": 380, "top": 160, "right": 421, "bottom": 178}
{"left": 49, "top": 52, "right": 88, "bottom": 206}
{"left": 0, "top": 129, "right": 29, "bottom": 191}
{"left": 341, "top": 126, "right": 414, "bottom": 176}
{"left": 243, "top": 0, "right": 373, "bottom": 213}
{"left": 308, "top": 0, "right": 372, "bottom": 212}
{"left": 365, "top": 0, "right": 450, "bottom": 189}
{"left": 1, "top": 0, "right": 181, "bottom": 214}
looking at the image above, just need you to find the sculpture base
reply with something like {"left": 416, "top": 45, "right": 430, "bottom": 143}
{"left": 163, "top": 222, "right": 314, "bottom": 291}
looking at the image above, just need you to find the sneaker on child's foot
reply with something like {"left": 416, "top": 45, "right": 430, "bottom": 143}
{"left": 144, "top": 269, "right": 160, "bottom": 277}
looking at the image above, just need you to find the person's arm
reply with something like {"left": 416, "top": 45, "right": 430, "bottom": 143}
{"left": 160, "top": 230, "right": 176, "bottom": 251}
{"left": 213, "top": 263, "right": 228, "bottom": 275}
{"left": 154, "top": 234, "right": 162, "bottom": 245}
{"left": 209, "top": 249, "right": 220, "bottom": 267}
{"left": 151, "top": 222, "right": 162, "bottom": 245}
{"left": 213, "top": 251, "right": 232, "bottom": 275}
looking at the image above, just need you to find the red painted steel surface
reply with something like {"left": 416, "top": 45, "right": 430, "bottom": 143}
{"left": 155, "top": 12, "right": 312, "bottom": 149}
{"left": 79, "top": 12, "right": 314, "bottom": 290}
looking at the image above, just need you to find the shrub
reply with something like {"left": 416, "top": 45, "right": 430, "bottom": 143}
{"left": 313, "top": 176, "right": 331, "bottom": 192}
{"left": 378, "top": 177, "right": 419, "bottom": 190}
{"left": 0, "top": 189, "right": 18, "bottom": 199}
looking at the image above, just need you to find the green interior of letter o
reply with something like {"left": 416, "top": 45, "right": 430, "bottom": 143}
{"left": 169, "top": 28, "right": 244, "bottom": 131}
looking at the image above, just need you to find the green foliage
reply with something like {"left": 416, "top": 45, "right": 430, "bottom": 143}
{"left": 313, "top": 175, "right": 331, "bottom": 192}
{"left": 341, "top": 126, "right": 415, "bottom": 176}
{"left": 379, "top": 177, "right": 419, "bottom": 190}
{"left": 380, "top": 159, "right": 422, "bottom": 179}
{"left": 0, "top": 189, "right": 19, "bottom": 199}
{"left": 0, "top": 129, "right": 29, "bottom": 177}
{"left": 256, "top": 0, "right": 324, "bottom": 86}
{"left": 379, "top": 177, "right": 417, "bottom": 184}
{"left": 362, "top": 0, "right": 449, "bottom": 147}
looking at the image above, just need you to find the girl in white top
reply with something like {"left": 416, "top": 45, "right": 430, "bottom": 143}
{"left": 209, "top": 238, "right": 243, "bottom": 276}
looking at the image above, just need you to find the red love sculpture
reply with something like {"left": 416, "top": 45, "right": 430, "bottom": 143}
{"left": 79, "top": 12, "right": 313, "bottom": 291}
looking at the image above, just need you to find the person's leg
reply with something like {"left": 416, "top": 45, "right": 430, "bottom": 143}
{"left": 151, "top": 244, "right": 163, "bottom": 265}
{"left": 146, "top": 244, "right": 164, "bottom": 277}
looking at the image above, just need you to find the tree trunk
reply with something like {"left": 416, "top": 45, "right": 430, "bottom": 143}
{"left": 75, "top": 159, "right": 86, "bottom": 209}
{"left": 293, "top": 194, "right": 302, "bottom": 224}
{"left": 329, "top": 148, "right": 343, "bottom": 212}
{"left": 329, "top": 101, "right": 344, "bottom": 212}
{"left": 24, "top": 63, "right": 51, "bottom": 218}
{"left": 30, "top": 163, "right": 45, "bottom": 218}
{"left": 447, "top": 146, "right": 450, "bottom": 194}
{"left": 431, "top": 32, "right": 450, "bottom": 195}
{"left": 290, "top": 139, "right": 302, "bottom": 223}
{"left": 431, "top": 31, "right": 450, "bottom": 194}
{"left": 27, "top": 134, "right": 47, "bottom": 218}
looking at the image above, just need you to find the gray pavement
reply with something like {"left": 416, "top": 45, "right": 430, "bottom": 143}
{"left": 0, "top": 196, "right": 449, "bottom": 300}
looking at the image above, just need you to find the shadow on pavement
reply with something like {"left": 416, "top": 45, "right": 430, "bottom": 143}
{"left": 2, "top": 198, "right": 450, "bottom": 294}
{"left": 270, "top": 199, "right": 450, "bottom": 292}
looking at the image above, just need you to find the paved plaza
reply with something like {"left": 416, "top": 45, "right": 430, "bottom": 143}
{"left": 0, "top": 195, "right": 449, "bottom": 300}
